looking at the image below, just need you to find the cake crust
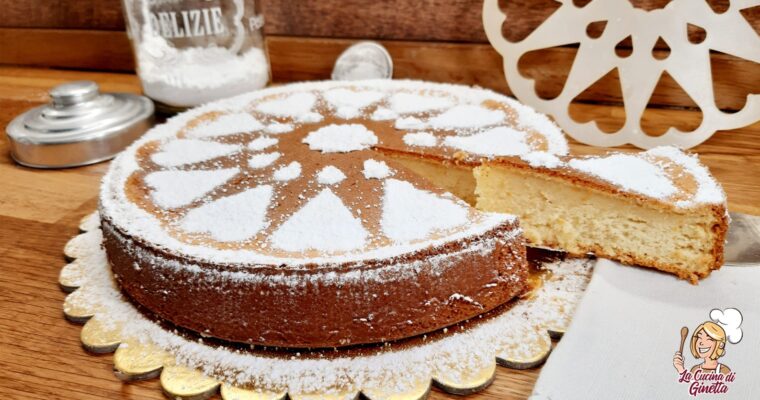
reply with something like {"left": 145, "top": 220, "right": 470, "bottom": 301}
{"left": 103, "top": 215, "right": 526, "bottom": 348}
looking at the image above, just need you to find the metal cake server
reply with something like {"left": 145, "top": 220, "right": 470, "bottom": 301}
{"left": 725, "top": 212, "right": 760, "bottom": 265}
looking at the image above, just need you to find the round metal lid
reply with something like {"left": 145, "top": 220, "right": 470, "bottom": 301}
{"left": 331, "top": 41, "right": 394, "bottom": 80}
{"left": 6, "top": 80, "right": 154, "bottom": 168}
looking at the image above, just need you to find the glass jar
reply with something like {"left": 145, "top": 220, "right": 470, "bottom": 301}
{"left": 122, "top": 0, "right": 270, "bottom": 113}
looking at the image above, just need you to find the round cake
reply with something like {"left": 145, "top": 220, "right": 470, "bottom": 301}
{"left": 100, "top": 80, "right": 569, "bottom": 348}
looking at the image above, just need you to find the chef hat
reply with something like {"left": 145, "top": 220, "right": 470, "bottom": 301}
{"left": 710, "top": 308, "right": 743, "bottom": 344}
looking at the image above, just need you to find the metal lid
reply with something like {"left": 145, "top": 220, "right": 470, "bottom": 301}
{"left": 331, "top": 41, "right": 394, "bottom": 80}
{"left": 6, "top": 80, "right": 154, "bottom": 168}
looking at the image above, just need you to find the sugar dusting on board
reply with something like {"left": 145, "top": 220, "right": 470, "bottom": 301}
{"left": 256, "top": 93, "right": 317, "bottom": 118}
{"left": 65, "top": 226, "right": 592, "bottom": 394}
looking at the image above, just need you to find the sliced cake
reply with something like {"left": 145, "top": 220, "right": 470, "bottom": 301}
{"left": 99, "top": 80, "right": 728, "bottom": 351}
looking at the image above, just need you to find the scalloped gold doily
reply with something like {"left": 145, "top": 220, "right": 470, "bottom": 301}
{"left": 60, "top": 212, "right": 593, "bottom": 399}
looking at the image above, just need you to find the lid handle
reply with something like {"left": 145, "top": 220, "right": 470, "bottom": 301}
{"left": 49, "top": 80, "right": 100, "bottom": 107}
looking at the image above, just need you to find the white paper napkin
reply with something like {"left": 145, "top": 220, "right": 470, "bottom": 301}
{"left": 531, "top": 260, "right": 760, "bottom": 400}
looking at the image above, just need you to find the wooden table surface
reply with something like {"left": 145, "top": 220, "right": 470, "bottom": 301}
{"left": 0, "top": 66, "right": 758, "bottom": 400}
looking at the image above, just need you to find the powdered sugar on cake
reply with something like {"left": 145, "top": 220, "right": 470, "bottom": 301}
{"left": 303, "top": 124, "right": 378, "bottom": 153}
{"left": 444, "top": 127, "right": 530, "bottom": 156}
{"left": 428, "top": 105, "right": 505, "bottom": 129}
{"left": 145, "top": 168, "right": 239, "bottom": 208}
{"left": 100, "top": 79, "right": 724, "bottom": 269}
{"left": 186, "top": 113, "right": 263, "bottom": 138}
{"left": 389, "top": 92, "right": 453, "bottom": 114}
{"left": 645, "top": 146, "right": 725, "bottom": 207}
{"left": 403, "top": 132, "right": 437, "bottom": 147}
{"left": 247, "top": 136, "right": 278, "bottom": 151}
{"left": 180, "top": 185, "right": 273, "bottom": 242}
{"left": 569, "top": 154, "right": 677, "bottom": 199}
{"left": 273, "top": 161, "right": 302, "bottom": 181}
{"left": 151, "top": 139, "right": 240, "bottom": 167}
{"left": 381, "top": 179, "right": 470, "bottom": 242}
{"left": 317, "top": 166, "right": 347, "bottom": 185}
{"left": 270, "top": 189, "right": 369, "bottom": 252}
{"left": 363, "top": 159, "right": 393, "bottom": 179}
{"left": 248, "top": 152, "right": 281, "bottom": 169}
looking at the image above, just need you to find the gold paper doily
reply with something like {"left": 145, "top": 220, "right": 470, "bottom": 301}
{"left": 60, "top": 212, "right": 593, "bottom": 399}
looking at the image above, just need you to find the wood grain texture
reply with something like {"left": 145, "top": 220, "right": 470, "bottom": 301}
{"left": 0, "top": 0, "right": 125, "bottom": 30}
{"left": 0, "top": 0, "right": 747, "bottom": 45}
{"left": 0, "top": 28, "right": 135, "bottom": 72}
{"left": 268, "top": 36, "right": 760, "bottom": 111}
{"left": 0, "top": 66, "right": 758, "bottom": 400}
{"left": 1, "top": 28, "right": 758, "bottom": 110}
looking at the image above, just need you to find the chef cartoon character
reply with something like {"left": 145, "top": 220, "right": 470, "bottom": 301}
{"left": 673, "top": 308, "right": 743, "bottom": 376}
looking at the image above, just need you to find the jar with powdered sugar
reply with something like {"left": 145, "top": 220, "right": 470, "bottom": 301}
{"left": 122, "top": 0, "right": 270, "bottom": 112}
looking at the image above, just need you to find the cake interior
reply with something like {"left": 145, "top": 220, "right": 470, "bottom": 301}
{"left": 386, "top": 152, "right": 723, "bottom": 282}
{"left": 382, "top": 151, "right": 477, "bottom": 205}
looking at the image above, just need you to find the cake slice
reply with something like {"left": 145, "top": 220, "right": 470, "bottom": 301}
{"left": 473, "top": 147, "right": 728, "bottom": 283}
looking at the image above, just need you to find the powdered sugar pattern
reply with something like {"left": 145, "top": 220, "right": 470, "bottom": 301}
{"left": 247, "top": 136, "right": 278, "bottom": 151}
{"left": 381, "top": 179, "right": 469, "bottom": 242}
{"left": 303, "top": 124, "right": 378, "bottom": 153}
{"left": 186, "top": 113, "right": 263, "bottom": 138}
{"left": 180, "top": 186, "right": 273, "bottom": 242}
{"left": 273, "top": 162, "right": 302, "bottom": 181}
{"left": 249, "top": 152, "right": 281, "bottom": 169}
{"left": 270, "top": 189, "right": 368, "bottom": 252}
{"left": 145, "top": 168, "right": 239, "bottom": 209}
{"left": 256, "top": 93, "right": 317, "bottom": 118}
{"left": 395, "top": 117, "right": 426, "bottom": 130}
{"left": 363, "top": 159, "right": 393, "bottom": 180}
{"left": 402, "top": 132, "right": 437, "bottom": 147}
{"left": 428, "top": 105, "right": 505, "bottom": 129}
{"left": 568, "top": 154, "right": 677, "bottom": 199}
{"left": 151, "top": 139, "right": 240, "bottom": 167}
{"left": 444, "top": 127, "right": 530, "bottom": 156}
{"left": 317, "top": 166, "right": 347, "bottom": 185}
{"left": 389, "top": 92, "right": 453, "bottom": 114}
{"left": 371, "top": 107, "right": 398, "bottom": 121}
{"left": 266, "top": 123, "right": 293, "bottom": 134}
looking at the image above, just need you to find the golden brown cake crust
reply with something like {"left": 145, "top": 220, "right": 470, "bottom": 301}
{"left": 103, "top": 215, "right": 527, "bottom": 348}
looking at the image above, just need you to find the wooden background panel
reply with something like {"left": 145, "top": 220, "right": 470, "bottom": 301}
{"left": 0, "top": 29, "right": 135, "bottom": 72}
{"left": 0, "top": 0, "right": 758, "bottom": 111}
{"left": 0, "top": 0, "right": 744, "bottom": 44}
{"left": 0, "top": 0, "right": 124, "bottom": 30}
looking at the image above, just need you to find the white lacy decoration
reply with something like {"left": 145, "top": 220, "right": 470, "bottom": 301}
{"left": 483, "top": 0, "right": 760, "bottom": 149}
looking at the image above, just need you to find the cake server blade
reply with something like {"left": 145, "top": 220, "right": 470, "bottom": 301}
{"left": 724, "top": 212, "right": 760, "bottom": 265}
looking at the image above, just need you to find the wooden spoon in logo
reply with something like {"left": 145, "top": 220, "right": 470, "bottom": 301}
{"left": 679, "top": 326, "right": 689, "bottom": 354}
